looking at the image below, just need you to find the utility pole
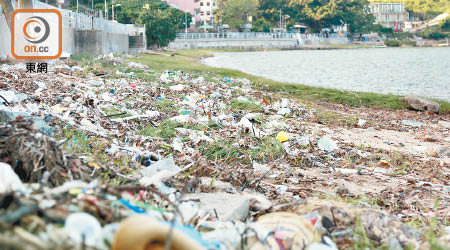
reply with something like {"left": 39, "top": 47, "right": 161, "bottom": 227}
{"left": 185, "top": 11, "right": 188, "bottom": 34}
{"left": 104, "top": 0, "right": 107, "bottom": 19}
{"left": 280, "top": 9, "right": 282, "bottom": 30}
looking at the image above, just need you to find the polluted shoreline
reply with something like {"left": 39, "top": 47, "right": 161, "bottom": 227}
{"left": 200, "top": 48, "right": 450, "bottom": 103}
{"left": 0, "top": 53, "right": 449, "bottom": 249}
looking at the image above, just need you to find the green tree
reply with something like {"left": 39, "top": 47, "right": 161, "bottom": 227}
{"left": 252, "top": 19, "right": 272, "bottom": 32}
{"left": 138, "top": 7, "right": 189, "bottom": 47}
{"left": 441, "top": 17, "right": 450, "bottom": 32}
{"left": 221, "top": 0, "right": 258, "bottom": 29}
{"left": 258, "top": 0, "right": 291, "bottom": 24}
{"left": 99, "top": 0, "right": 190, "bottom": 48}
{"left": 288, "top": 0, "right": 374, "bottom": 32}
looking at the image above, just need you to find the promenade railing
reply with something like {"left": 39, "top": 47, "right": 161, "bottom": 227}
{"left": 176, "top": 32, "right": 342, "bottom": 40}
{"left": 32, "top": 0, "right": 142, "bottom": 35}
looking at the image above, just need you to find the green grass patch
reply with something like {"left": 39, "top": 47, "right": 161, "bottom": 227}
{"left": 228, "top": 99, "right": 262, "bottom": 112}
{"left": 138, "top": 119, "right": 208, "bottom": 139}
{"left": 199, "top": 137, "right": 284, "bottom": 163}
{"left": 316, "top": 111, "right": 358, "bottom": 127}
{"left": 138, "top": 120, "right": 183, "bottom": 139}
{"left": 102, "top": 107, "right": 131, "bottom": 118}
{"left": 154, "top": 99, "right": 177, "bottom": 112}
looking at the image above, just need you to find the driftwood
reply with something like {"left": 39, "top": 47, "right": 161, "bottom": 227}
{"left": 0, "top": 118, "right": 85, "bottom": 186}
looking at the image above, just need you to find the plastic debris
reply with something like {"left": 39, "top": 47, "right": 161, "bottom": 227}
{"left": 236, "top": 96, "right": 251, "bottom": 103}
{"left": 317, "top": 137, "right": 338, "bottom": 152}
{"left": 140, "top": 157, "right": 182, "bottom": 187}
{"left": 358, "top": 119, "right": 367, "bottom": 127}
{"left": 276, "top": 131, "right": 289, "bottom": 142}
{"left": 246, "top": 212, "right": 319, "bottom": 250}
{"left": 170, "top": 84, "right": 185, "bottom": 91}
{"left": 402, "top": 120, "right": 423, "bottom": 127}
{"left": 88, "top": 80, "right": 104, "bottom": 86}
{"left": 181, "top": 193, "right": 250, "bottom": 221}
{"left": 253, "top": 162, "right": 270, "bottom": 174}
{"left": 64, "top": 212, "right": 103, "bottom": 247}
{"left": 0, "top": 162, "right": 25, "bottom": 193}
{"left": 112, "top": 215, "right": 208, "bottom": 250}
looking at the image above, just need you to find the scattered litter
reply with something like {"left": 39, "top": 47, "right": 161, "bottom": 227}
{"left": 140, "top": 157, "right": 182, "bottom": 188}
{"left": 0, "top": 54, "right": 443, "bottom": 250}
{"left": 317, "top": 137, "right": 338, "bottom": 152}
{"left": 170, "top": 84, "right": 185, "bottom": 91}
{"left": 181, "top": 193, "right": 250, "bottom": 221}
{"left": 0, "top": 162, "right": 25, "bottom": 193}
{"left": 402, "top": 120, "right": 423, "bottom": 128}
{"left": 253, "top": 162, "right": 270, "bottom": 174}
{"left": 358, "top": 119, "right": 367, "bottom": 127}
{"left": 246, "top": 212, "right": 318, "bottom": 249}
{"left": 65, "top": 212, "right": 103, "bottom": 247}
{"left": 276, "top": 131, "right": 289, "bottom": 142}
{"left": 236, "top": 96, "right": 251, "bottom": 103}
{"left": 88, "top": 80, "right": 104, "bottom": 86}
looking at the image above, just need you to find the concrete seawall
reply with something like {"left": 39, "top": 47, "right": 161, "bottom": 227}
{"left": 0, "top": 15, "right": 11, "bottom": 57}
{"left": 169, "top": 39, "right": 299, "bottom": 50}
{"left": 168, "top": 36, "right": 349, "bottom": 50}
{"left": 74, "top": 30, "right": 129, "bottom": 55}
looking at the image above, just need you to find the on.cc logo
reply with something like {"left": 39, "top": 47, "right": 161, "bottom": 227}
{"left": 23, "top": 16, "right": 51, "bottom": 44}
{"left": 11, "top": 9, "right": 62, "bottom": 60}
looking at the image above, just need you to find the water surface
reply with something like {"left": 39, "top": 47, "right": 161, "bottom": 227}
{"left": 202, "top": 47, "right": 450, "bottom": 101}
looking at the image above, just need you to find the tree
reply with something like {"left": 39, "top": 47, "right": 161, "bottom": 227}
{"left": 440, "top": 17, "right": 450, "bottom": 32}
{"left": 258, "top": 0, "right": 291, "bottom": 24}
{"left": 103, "top": 0, "right": 190, "bottom": 48}
{"left": 221, "top": 0, "right": 258, "bottom": 29}
{"left": 288, "top": 0, "right": 374, "bottom": 32}
{"left": 138, "top": 6, "right": 189, "bottom": 47}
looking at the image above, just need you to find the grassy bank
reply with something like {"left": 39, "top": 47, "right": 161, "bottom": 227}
{"left": 133, "top": 49, "right": 449, "bottom": 112}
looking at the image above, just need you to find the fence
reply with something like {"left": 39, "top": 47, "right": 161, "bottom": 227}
{"left": 176, "top": 32, "right": 295, "bottom": 40}
{"left": 176, "top": 32, "right": 344, "bottom": 40}
{"left": 32, "top": 0, "right": 142, "bottom": 35}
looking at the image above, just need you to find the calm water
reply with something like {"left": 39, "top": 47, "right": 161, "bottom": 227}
{"left": 202, "top": 47, "right": 450, "bottom": 101}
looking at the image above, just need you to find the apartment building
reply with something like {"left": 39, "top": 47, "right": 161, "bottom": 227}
{"left": 369, "top": 3, "right": 409, "bottom": 30}
{"left": 199, "top": 0, "right": 217, "bottom": 24}
{"left": 164, "top": 0, "right": 216, "bottom": 27}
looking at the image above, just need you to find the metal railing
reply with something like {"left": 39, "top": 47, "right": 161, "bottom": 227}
{"left": 176, "top": 32, "right": 343, "bottom": 40}
{"left": 176, "top": 32, "right": 296, "bottom": 40}
{"left": 32, "top": 0, "right": 140, "bottom": 35}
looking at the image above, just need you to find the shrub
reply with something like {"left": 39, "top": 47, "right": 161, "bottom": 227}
{"left": 440, "top": 18, "right": 450, "bottom": 32}
{"left": 419, "top": 27, "right": 449, "bottom": 40}
{"left": 384, "top": 40, "right": 400, "bottom": 47}
{"left": 400, "top": 40, "right": 417, "bottom": 46}
{"left": 393, "top": 32, "right": 413, "bottom": 40}
{"left": 385, "top": 40, "right": 417, "bottom": 47}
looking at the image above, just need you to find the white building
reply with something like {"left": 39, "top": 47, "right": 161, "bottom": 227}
{"left": 164, "top": 0, "right": 217, "bottom": 27}
{"left": 369, "top": 3, "right": 409, "bottom": 30}
{"left": 199, "top": 0, "right": 217, "bottom": 25}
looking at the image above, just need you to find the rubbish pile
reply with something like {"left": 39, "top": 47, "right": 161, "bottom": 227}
{"left": 0, "top": 54, "right": 449, "bottom": 249}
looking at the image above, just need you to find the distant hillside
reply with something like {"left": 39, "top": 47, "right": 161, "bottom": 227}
{"left": 369, "top": 0, "right": 449, "bottom": 14}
